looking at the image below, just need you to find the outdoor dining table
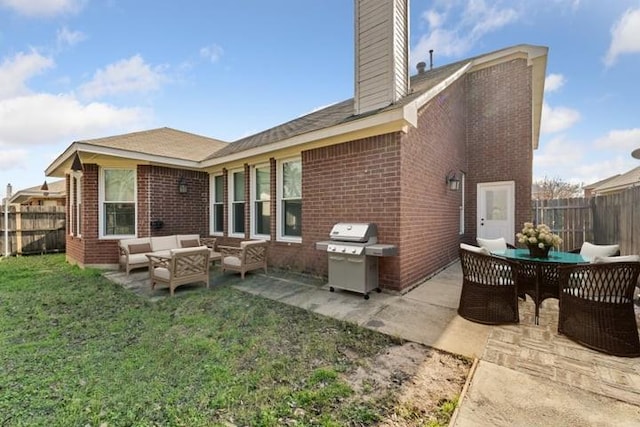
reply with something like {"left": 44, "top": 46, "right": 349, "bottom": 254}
{"left": 492, "top": 248, "right": 588, "bottom": 324}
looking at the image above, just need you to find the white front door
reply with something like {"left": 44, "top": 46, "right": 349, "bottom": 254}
{"left": 477, "top": 181, "right": 515, "bottom": 245}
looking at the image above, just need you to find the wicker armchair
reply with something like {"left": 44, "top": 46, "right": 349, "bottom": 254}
{"left": 147, "top": 247, "right": 211, "bottom": 296}
{"left": 219, "top": 240, "right": 268, "bottom": 279}
{"left": 558, "top": 262, "right": 640, "bottom": 357}
{"left": 458, "top": 246, "right": 520, "bottom": 325}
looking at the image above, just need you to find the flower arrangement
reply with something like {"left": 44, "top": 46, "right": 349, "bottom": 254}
{"left": 516, "top": 222, "right": 562, "bottom": 249}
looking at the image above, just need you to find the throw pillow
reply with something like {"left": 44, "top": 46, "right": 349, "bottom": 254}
{"left": 129, "top": 243, "right": 151, "bottom": 254}
{"left": 181, "top": 239, "right": 200, "bottom": 248}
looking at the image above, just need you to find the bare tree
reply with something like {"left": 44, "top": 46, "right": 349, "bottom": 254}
{"left": 533, "top": 176, "right": 583, "bottom": 200}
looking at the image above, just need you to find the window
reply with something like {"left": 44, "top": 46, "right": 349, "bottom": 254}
{"left": 278, "top": 158, "right": 301, "bottom": 240}
{"left": 459, "top": 172, "right": 465, "bottom": 235}
{"left": 252, "top": 165, "right": 271, "bottom": 238}
{"left": 74, "top": 173, "right": 82, "bottom": 236}
{"left": 100, "top": 168, "right": 136, "bottom": 237}
{"left": 211, "top": 174, "right": 224, "bottom": 235}
{"left": 229, "top": 169, "right": 245, "bottom": 236}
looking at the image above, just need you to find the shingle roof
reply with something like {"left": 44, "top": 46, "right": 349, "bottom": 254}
{"left": 589, "top": 166, "right": 640, "bottom": 194}
{"left": 79, "top": 127, "right": 228, "bottom": 162}
{"left": 206, "top": 60, "right": 470, "bottom": 160}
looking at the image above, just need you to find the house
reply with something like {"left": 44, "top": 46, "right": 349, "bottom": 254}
{"left": 583, "top": 166, "right": 640, "bottom": 196}
{"left": 45, "top": 0, "right": 547, "bottom": 293}
{"left": 9, "top": 179, "right": 66, "bottom": 206}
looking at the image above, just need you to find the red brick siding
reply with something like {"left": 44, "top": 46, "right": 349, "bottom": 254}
{"left": 465, "top": 59, "right": 533, "bottom": 240}
{"left": 302, "top": 135, "right": 402, "bottom": 288}
{"left": 147, "top": 166, "right": 210, "bottom": 236}
{"left": 398, "top": 76, "right": 467, "bottom": 289}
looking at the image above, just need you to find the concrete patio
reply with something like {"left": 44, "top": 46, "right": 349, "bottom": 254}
{"left": 104, "top": 262, "right": 640, "bottom": 426}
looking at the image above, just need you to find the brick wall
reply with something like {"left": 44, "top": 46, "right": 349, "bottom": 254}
{"left": 465, "top": 58, "right": 533, "bottom": 239}
{"left": 398, "top": 76, "right": 467, "bottom": 290}
{"left": 301, "top": 134, "right": 402, "bottom": 288}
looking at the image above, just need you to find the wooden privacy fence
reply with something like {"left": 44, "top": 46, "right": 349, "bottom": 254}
{"left": 0, "top": 205, "right": 66, "bottom": 255}
{"left": 532, "top": 186, "right": 640, "bottom": 256}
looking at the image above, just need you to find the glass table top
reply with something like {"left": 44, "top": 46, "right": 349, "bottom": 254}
{"left": 492, "top": 248, "right": 588, "bottom": 264}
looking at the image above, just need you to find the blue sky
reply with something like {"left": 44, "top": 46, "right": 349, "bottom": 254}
{"left": 1, "top": 0, "right": 639, "bottom": 196}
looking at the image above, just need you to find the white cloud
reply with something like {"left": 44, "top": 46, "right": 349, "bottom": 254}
{"left": 200, "top": 44, "right": 224, "bottom": 63}
{"left": 0, "top": 149, "right": 28, "bottom": 171}
{"left": 56, "top": 26, "right": 86, "bottom": 49}
{"left": 0, "top": 93, "right": 152, "bottom": 148}
{"left": 544, "top": 73, "right": 566, "bottom": 93}
{"left": 534, "top": 135, "right": 584, "bottom": 170}
{"left": 594, "top": 128, "right": 640, "bottom": 151}
{"left": 0, "top": 51, "right": 54, "bottom": 100}
{"left": 604, "top": 7, "right": 640, "bottom": 67}
{"left": 0, "top": 0, "right": 85, "bottom": 17}
{"left": 411, "top": 0, "right": 519, "bottom": 64}
{"left": 79, "top": 55, "right": 169, "bottom": 99}
{"left": 541, "top": 102, "right": 580, "bottom": 134}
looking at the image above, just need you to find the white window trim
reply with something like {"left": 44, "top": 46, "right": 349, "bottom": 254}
{"left": 250, "top": 164, "right": 271, "bottom": 240}
{"left": 75, "top": 172, "right": 82, "bottom": 237}
{"left": 228, "top": 168, "right": 245, "bottom": 238}
{"left": 209, "top": 173, "right": 224, "bottom": 237}
{"left": 276, "top": 157, "right": 302, "bottom": 243}
{"left": 69, "top": 175, "right": 75, "bottom": 236}
{"left": 98, "top": 167, "right": 137, "bottom": 239}
{"left": 459, "top": 172, "right": 465, "bottom": 235}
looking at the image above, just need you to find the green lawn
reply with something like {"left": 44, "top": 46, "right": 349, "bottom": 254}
{"left": 0, "top": 254, "right": 416, "bottom": 426}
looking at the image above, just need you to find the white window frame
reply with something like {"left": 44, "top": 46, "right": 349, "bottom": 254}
{"left": 228, "top": 168, "right": 245, "bottom": 238}
{"left": 209, "top": 173, "right": 224, "bottom": 236}
{"left": 69, "top": 174, "right": 75, "bottom": 236}
{"left": 74, "top": 172, "right": 82, "bottom": 237}
{"left": 276, "top": 157, "right": 302, "bottom": 243}
{"left": 98, "top": 167, "right": 137, "bottom": 239}
{"left": 459, "top": 172, "right": 465, "bottom": 235}
{"left": 251, "top": 164, "right": 271, "bottom": 240}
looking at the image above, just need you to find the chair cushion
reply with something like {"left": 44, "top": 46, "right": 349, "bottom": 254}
{"left": 223, "top": 256, "right": 242, "bottom": 267}
{"left": 460, "top": 243, "right": 490, "bottom": 255}
{"left": 180, "top": 239, "right": 200, "bottom": 248}
{"left": 240, "top": 239, "right": 267, "bottom": 248}
{"left": 151, "top": 235, "right": 179, "bottom": 251}
{"left": 580, "top": 242, "right": 620, "bottom": 261}
{"left": 591, "top": 255, "right": 640, "bottom": 264}
{"left": 128, "top": 253, "right": 151, "bottom": 265}
{"left": 153, "top": 267, "right": 171, "bottom": 281}
{"left": 170, "top": 246, "right": 208, "bottom": 256}
{"left": 129, "top": 242, "right": 151, "bottom": 254}
{"left": 476, "top": 237, "right": 507, "bottom": 252}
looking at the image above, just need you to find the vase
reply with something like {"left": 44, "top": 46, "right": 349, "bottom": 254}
{"left": 527, "top": 244, "right": 550, "bottom": 258}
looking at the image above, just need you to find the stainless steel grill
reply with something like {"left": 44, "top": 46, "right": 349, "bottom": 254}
{"left": 316, "top": 222, "right": 397, "bottom": 299}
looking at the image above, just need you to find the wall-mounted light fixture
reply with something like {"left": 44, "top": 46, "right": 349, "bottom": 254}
{"left": 446, "top": 170, "right": 461, "bottom": 191}
{"left": 40, "top": 181, "right": 49, "bottom": 197}
{"left": 178, "top": 177, "right": 188, "bottom": 194}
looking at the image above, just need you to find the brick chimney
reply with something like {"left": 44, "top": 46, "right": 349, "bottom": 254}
{"left": 354, "top": 0, "right": 409, "bottom": 116}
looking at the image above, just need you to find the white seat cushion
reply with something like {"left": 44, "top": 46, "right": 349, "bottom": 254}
{"left": 170, "top": 246, "right": 208, "bottom": 256}
{"left": 223, "top": 256, "right": 242, "bottom": 267}
{"left": 128, "top": 253, "right": 151, "bottom": 265}
{"left": 580, "top": 242, "right": 619, "bottom": 262}
{"left": 476, "top": 237, "right": 508, "bottom": 252}
{"left": 151, "top": 235, "right": 179, "bottom": 252}
{"left": 460, "top": 243, "right": 490, "bottom": 255}
{"left": 591, "top": 255, "right": 640, "bottom": 264}
{"left": 153, "top": 267, "right": 171, "bottom": 280}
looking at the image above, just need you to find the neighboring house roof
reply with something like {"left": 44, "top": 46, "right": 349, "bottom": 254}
{"left": 587, "top": 166, "right": 640, "bottom": 195}
{"left": 9, "top": 179, "right": 66, "bottom": 204}
{"left": 46, "top": 44, "right": 547, "bottom": 177}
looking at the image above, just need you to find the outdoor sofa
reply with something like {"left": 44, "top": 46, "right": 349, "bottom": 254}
{"left": 119, "top": 235, "right": 219, "bottom": 275}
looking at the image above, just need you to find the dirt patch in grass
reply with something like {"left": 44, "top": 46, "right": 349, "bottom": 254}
{"left": 343, "top": 342, "right": 472, "bottom": 426}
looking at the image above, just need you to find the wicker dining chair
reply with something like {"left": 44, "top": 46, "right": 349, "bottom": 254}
{"left": 458, "top": 246, "right": 520, "bottom": 325}
{"left": 557, "top": 262, "right": 640, "bottom": 357}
